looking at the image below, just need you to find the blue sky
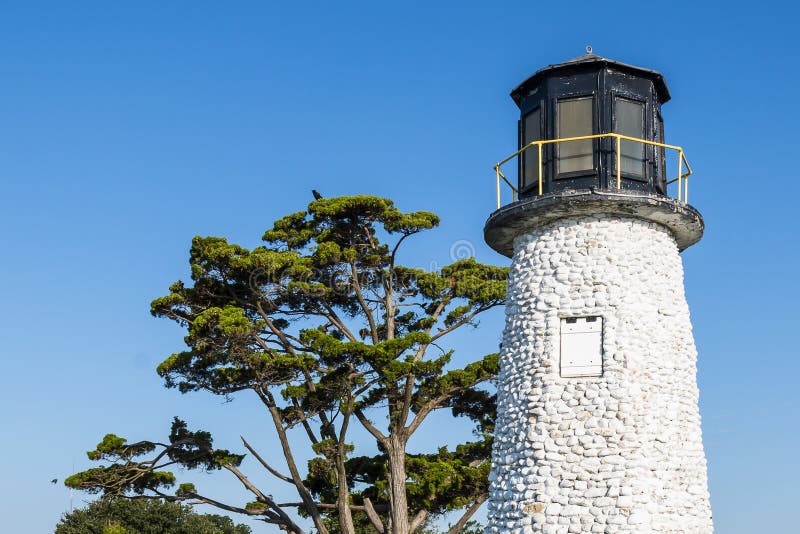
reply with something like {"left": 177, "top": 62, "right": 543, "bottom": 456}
{"left": 0, "top": 1, "right": 797, "bottom": 532}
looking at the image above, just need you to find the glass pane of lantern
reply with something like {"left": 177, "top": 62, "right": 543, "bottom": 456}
{"left": 557, "top": 97, "right": 593, "bottom": 174}
{"left": 616, "top": 98, "right": 645, "bottom": 177}
{"left": 522, "top": 108, "right": 541, "bottom": 189}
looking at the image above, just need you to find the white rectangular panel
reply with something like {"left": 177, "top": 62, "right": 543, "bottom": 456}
{"left": 560, "top": 316, "right": 603, "bottom": 377}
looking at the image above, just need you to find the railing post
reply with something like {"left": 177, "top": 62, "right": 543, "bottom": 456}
{"left": 538, "top": 143, "right": 543, "bottom": 196}
{"left": 495, "top": 166, "right": 501, "bottom": 209}
{"left": 682, "top": 151, "right": 688, "bottom": 203}
{"left": 616, "top": 135, "right": 621, "bottom": 189}
{"left": 684, "top": 174, "right": 689, "bottom": 204}
{"left": 677, "top": 151, "right": 682, "bottom": 202}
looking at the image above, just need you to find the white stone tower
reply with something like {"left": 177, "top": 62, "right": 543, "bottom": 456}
{"left": 484, "top": 53, "right": 713, "bottom": 533}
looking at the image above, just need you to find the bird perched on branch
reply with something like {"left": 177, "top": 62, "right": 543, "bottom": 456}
{"left": 312, "top": 189, "right": 323, "bottom": 200}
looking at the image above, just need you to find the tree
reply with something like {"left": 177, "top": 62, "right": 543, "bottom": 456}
{"left": 66, "top": 196, "right": 507, "bottom": 534}
{"left": 55, "top": 497, "right": 252, "bottom": 533}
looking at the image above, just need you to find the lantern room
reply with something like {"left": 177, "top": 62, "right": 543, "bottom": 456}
{"left": 484, "top": 51, "right": 703, "bottom": 258}
{"left": 511, "top": 49, "right": 671, "bottom": 197}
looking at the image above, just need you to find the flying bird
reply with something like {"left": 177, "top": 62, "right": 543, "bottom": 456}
{"left": 312, "top": 189, "right": 323, "bottom": 200}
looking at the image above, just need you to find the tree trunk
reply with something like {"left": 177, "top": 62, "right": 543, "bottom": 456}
{"left": 336, "top": 454, "right": 356, "bottom": 534}
{"left": 385, "top": 436, "right": 410, "bottom": 534}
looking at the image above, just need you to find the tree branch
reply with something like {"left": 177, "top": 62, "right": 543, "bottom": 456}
{"left": 253, "top": 301, "right": 333, "bottom": 445}
{"left": 430, "top": 305, "right": 491, "bottom": 343}
{"left": 319, "top": 302, "right": 358, "bottom": 342}
{"left": 255, "top": 387, "right": 329, "bottom": 534}
{"left": 222, "top": 463, "right": 303, "bottom": 532}
{"left": 354, "top": 409, "right": 387, "bottom": 443}
{"left": 446, "top": 495, "right": 487, "bottom": 534}
{"left": 406, "top": 394, "right": 448, "bottom": 437}
{"left": 409, "top": 509, "right": 428, "bottom": 533}
{"left": 350, "top": 261, "right": 379, "bottom": 344}
{"left": 291, "top": 396, "right": 321, "bottom": 445}
{"left": 240, "top": 436, "right": 293, "bottom": 484}
{"left": 278, "top": 502, "right": 389, "bottom": 512}
{"left": 363, "top": 497, "right": 386, "bottom": 533}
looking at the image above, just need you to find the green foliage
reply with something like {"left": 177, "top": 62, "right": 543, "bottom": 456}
{"left": 55, "top": 498, "right": 251, "bottom": 534}
{"left": 176, "top": 483, "right": 196, "bottom": 496}
{"left": 103, "top": 523, "right": 126, "bottom": 534}
{"left": 69, "top": 195, "right": 507, "bottom": 533}
{"left": 86, "top": 435, "right": 155, "bottom": 461}
{"left": 65, "top": 418, "right": 243, "bottom": 496}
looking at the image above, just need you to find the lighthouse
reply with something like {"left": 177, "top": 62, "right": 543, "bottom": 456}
{"left": 484, "top": 51, "right": 713, "bottom": 533}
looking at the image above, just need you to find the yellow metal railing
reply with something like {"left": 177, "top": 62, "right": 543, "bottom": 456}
{"left": 493, "top": 133, "right": 693, "bottom": 209}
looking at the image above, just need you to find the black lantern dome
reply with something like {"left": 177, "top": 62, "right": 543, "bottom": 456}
{"left": 513, "top": 51, "right": 670, "bottom": 196}
{"left": 484, "top": 51, "right": 703, "bottom": 257}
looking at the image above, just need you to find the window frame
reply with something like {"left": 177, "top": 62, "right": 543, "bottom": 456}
{"left": 555, "top": 94, "right": 597, "bottom": 179}
{"left": 613, "top": 95, "right": 648, "bottom": 182}
{"left": 519, "top": 105, "right": 543, "bottom": 192}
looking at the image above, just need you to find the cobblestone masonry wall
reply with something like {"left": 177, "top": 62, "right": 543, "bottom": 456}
{"left": 486, "top": 216, "right": 712, "bottom": 533}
